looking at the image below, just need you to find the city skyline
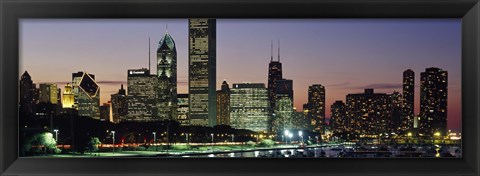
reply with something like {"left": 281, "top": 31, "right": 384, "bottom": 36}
{"left": 20, "top": 19, "right": 461, "bottom": 131}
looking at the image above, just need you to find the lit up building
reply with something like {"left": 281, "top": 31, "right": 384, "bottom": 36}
{"left": 272, "top": 79, "right": 294, "bottom": 133}
{"left": 420, "top": 67, "right": 448, "bottom": 137}
{"left": 157, "top": 30, "right": 178, "bottom": 120}
{"left": 127, "top": 68, "right": 158, "bottom": 121}
{"left": 72, "top": 71, "right": 100, "bottom": 119}
{"left": 19, "top": 71, "right": 37, "bottom": 115}
{"left": 390, "top": 91, "right": 403, "bottom": 134}
{"left": 38, "top": 83, "right": 58, "bottom": 104}
{"left": 188, "top": 19, "right": 217, "bottom": 127}
{"left": 346, "top": 89, "right": 391, "bottom": 139}
{"left": 177, "top": 93, "right": 189, "bottom": 126}
{"left": 292, "top": 108, "right": 309, "bottom": 130}
{"left": 330, "top": 100, "right": 347, "bottom": 139}
{"left": 111, "top": 84, "right": 127, "bottom": 123}
{"left": 402, "top": 69, "right": 415, "bottom": 134}
{"left": 303, "top": 103, "right": 314, "bottom": 131}
{"left": 304, "top": 84, "right": 326, "bottom": 134}
{"left": 230, "top": 83, "right": 269, "bottom": 132}
{"left": 216, "top": 80, "right": 231, "bottom": 125}
{"left": 62, "top": 83, "right": 74, "bottom": 108}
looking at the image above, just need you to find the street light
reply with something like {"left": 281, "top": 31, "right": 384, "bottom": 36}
{"left": 53, "top": 129, "right": 59, "bottom": 142}
{"left": 211, "top": 133, "right": 214, "bottom": 152}
{"left": 288, "top": 133, "right": 293, "bottom": 144}
{"left": 231, "top": 134, "right": 234, "bottom": 143}
{"left": 111, "top": 131, "right": 115, "bottom": 154}
{"left": 152, "top": 132, "right": 156, "bottom": 145}
{"left": 299, "top": 131, "right": 303, "bottom": 145}
{"left": 284, "top": 130, "right": 289, "bottom": 145}
{"left": 186, "top": 133, "right": 189, "bottom": 144}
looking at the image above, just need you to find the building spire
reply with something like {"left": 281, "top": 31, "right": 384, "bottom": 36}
{"left": 166, "top": 24, "right": 168, "bottom": 33}
{"left": 270, "top": 40, "right": 273, "bottom": 62}
{"left": 148, "top": 37, "right": 151, "bottom": 71}
{"left": 277, "top": 40, "right": 280, "bottom": 62}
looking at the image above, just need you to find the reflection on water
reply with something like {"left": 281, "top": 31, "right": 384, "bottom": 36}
{"left": 181, "top": 145, "right": 462, "bottom": 158}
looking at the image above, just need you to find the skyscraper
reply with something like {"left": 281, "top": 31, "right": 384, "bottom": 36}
{"left": 390, "top": 91, "right": 403, "bottom": 134}
{"left": 346, "top": 89, "right": 391, "bottom": 139}
{"left": 127, "top": 68, "right": 158, "bottom": 121}
{"left": 268, "top": 41, "right": 283, "bottom": 129}
{"left": 230, "top": 83, "right": 269, "bottom": 132}
{"left": 177, "top": 93, "right": 189, "bottom": 126}
{"left": 99, "top": 103, "right": 111, "bottom": 122}
{"left": 305, "top": 84, "right": 326, "bottom": 134}
{"left": 402, "top": 69, "right": 415, "bottom": 134}
{"left": 19, "top": 71, "right": 37, "bottom": 116}
{"left": 330, "top": 100, "right": 347, "bottom": 139}
{"left": 272, "top": 79, "right": 294, "bottom": 133}
{"left": 62, "top": 83, "right": 74, "bottom": 108}
{"left": 72, "top": 71, "right": 100, "bottom": 119}
{"left": 188, "top": 19, "right": 217, "bottom": 126}
{"left": 38, "top": 83, "right": 58, "bottom": 104}
{"left": 216, "top": 80, "right": 231, "bottom": 125}
{"left": 420, "top": 67, "right": 448, "bottom": 137}
{"left": 110, "top": 84, "right": 127, "bottom": 123}
{"left": 157, "top": 30, "right": 178, "bottom": 120}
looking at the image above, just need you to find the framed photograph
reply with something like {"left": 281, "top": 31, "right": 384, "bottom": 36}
{"left": 1, "top": 0, "right": 479, "bottom": 175}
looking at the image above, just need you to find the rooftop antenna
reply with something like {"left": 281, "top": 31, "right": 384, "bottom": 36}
{"left": 270, "top": 40, "right": 273, "bottom": 62}
{"left": 148, "top": 37, "right": 151, "bottom": 71}
{"left": 277, "top": 40, "right": 280, "bottom": 62}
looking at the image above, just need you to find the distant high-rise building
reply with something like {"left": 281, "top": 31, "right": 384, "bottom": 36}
{"left": 268, "top": 41, "right": 283, "bottom": 128}
{"left": 38, "top": 83, "right": 58, "bottom": 104}
{"left": 420, "top": 67, "right": 448, "bottom": 137}
{"left": 330, "top": 100, "right": 347, "bottom": 139}
{"left": 216, "top": 80, "right": 231, "bottom": 125}
{"left": 57, "top": 88, "right": 62, "bottom": 105}
{"left": 390, "top": 91, "right": 403, "bottom": 134}
{"left": 19, "top": 71, "right": 37, "bottom": 115}
{"left": 157, "top": 30, "right": 178, "bottom": 120}
{"left": 303, "top": 103, "right": 314, "bottom": 131}
{"left": 272, "top": 79, "right": 294, "bottom": 133}
{"left": 304, "top": 84, "right": 326, "bottom": 134}
{"left": 346, "top": 89, "right": 391, "bottom": 139}
{"left": 291, "top": 108, "right": 309, "bottom": 130}
{"left": 402, "top": 69, "right": 415, "bottom": 134}
{"left": 177, "top": 94, "right": 189, "bottom": 126}
{"left": 127, "top": 68, "right": 158, "bottom": 121}
{"left": 273, "top": 97, "right": 293, "bottom": 133}
{"left": 72, "top": 71, "right": 100, "bottom": 119}
{"left": 230, "top": 83, "right": 269, "bottom": 132}
{"left": 189, "top": 19, "right": 217, "bottom": 127}
{"left": 62, "top": 83, "right": 74, "bottom": 108}
{"left": 111, "top": 84, "right": 127, "bottom": 123}
{"left": 99, "top": 103, "right": 111, "bottom": 122}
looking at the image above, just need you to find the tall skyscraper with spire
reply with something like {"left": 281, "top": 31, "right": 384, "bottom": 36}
{"left": 188, "top": 19, "right": 217, "bottom": 127}
{"left": 157, "top": 29, "right": 178, "bottom": 120}
{"left": 402, "top": 69, "right": 415, "bottom": 133}
{"left": 268, "top": 40, "right": 283, "bottom": 132}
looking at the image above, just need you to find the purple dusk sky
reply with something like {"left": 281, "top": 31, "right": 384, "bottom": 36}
{"left": 20, "top": 19, "right": 462, "bottom": 131}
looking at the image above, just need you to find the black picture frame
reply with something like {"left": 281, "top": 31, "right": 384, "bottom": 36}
{"left": 1, "top": 0, "right": 479, "bottom": 175}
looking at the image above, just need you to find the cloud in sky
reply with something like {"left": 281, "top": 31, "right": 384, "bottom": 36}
{"left": 353, "top": 83, "right": 403, "bottom": 90}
